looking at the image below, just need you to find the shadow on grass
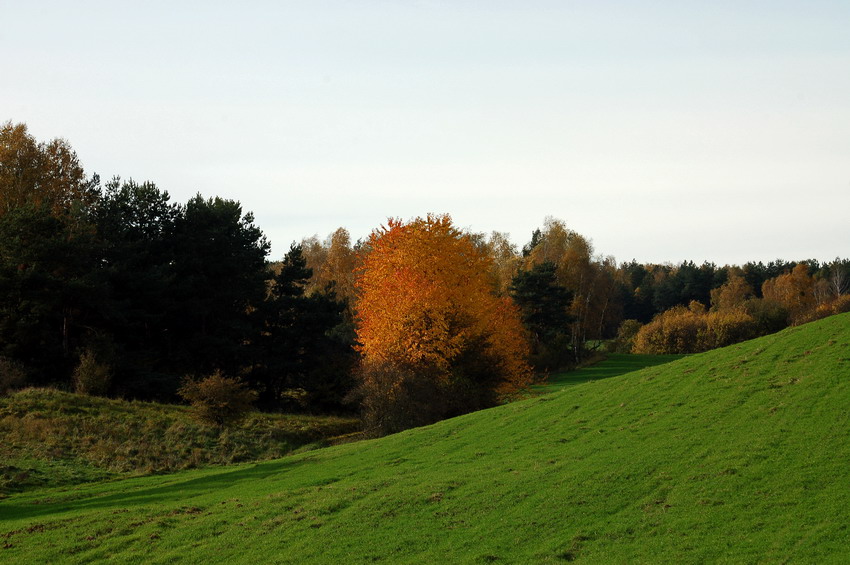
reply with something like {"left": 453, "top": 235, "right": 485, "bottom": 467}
{"left": 1, "top": 353, "right": 686, "bottom": 526}
{"left": 539, "top": 353, "right": 685, "bottom": 392}
{"left": 0, "top": 456, "right": 311, "bottom": 524}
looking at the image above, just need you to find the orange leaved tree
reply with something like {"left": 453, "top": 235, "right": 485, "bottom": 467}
{"left": 354, "top": 214, "right": 533, "bottom": 435}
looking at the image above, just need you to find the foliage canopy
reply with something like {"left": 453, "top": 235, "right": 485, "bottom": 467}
{"left": 354, "top": 214, "right": 533, "bottom": 433}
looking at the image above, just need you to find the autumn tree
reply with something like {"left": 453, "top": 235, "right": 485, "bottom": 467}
{"left": 480, "top": 231, "right": 522, "bottom": 296}
{"left": 710, "top": 272, "right": 754, "bottom": 312}
{"left": 761, "top": 263, "right": 816, "bottom": 325}
{"left": 592, "top": 256, "right": 625, "bottom": 339}
{"left": 0, "top": 124, "right": 103, "bottom": 388}
{"left": 315, "top": 228, "right": 358, "bottom": 304}
{"left": 298, "top": 227, "right": 360, "bottom": 316}
{"left": 0, "top": 121, "right": 97, "bottom": 217}
{"left": 522, "top": 217, "right": 621, "bottom": 360}
{"left": 354, "top": 214, "right": 533, "bottom": 435}
{"left": 298, "top": 233, "right": 328, "bottom": 286}
{"left": 298, "top": 227, "right": 361, "bottom": 364}
{"left": 826, "top": 258, "right": 850, "bottom": 299}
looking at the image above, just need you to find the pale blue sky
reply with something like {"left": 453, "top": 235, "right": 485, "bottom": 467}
{"left": 3, "top": 1, "right": 849, "bottom": 265}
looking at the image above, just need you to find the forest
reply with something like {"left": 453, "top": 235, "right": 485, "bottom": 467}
{"left": 2, "top": 121, "right": 849, "bottom": 434}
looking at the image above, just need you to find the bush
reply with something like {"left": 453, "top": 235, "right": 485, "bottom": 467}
{"left": 796, "top": 294, "right": 850, "bottom": 325}
{"left": 700, "top": 310, "right": 758, "bottom": 350}
{"left": 530, "top": 333, "right": 575, "bottom": 371}
{"left": 633, "top": 304, "right": 758, "bottom": 354}
{"left": 607, "top": 320, "right": 643, "bottom": 353}
{"left": 743, "top": 298, "right": 789, "bottom": 335}
{"left": 633, "top": 305, "right": 706, "bottom": 354}
{"left": 832, "top": 294, "right": 850, "bottom": 314}
{"left": 178, "top": 371, "right": 257, "bottom": 427}
{"left": 72, "top": 350, "right": 112, "bottom": 396}
{"left": 0, "top": 357, "right": 27, "bottom": 396}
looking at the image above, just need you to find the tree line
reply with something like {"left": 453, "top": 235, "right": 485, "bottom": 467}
{"left": 2, "top": 122, "right": 848, "bottom": 434}
{"left": 0, "top": 122, "right": 352, "bottom": 412}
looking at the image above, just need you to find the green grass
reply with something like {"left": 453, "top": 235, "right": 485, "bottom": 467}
{"left": 0, "top": 389, "right": 358, "bottom": 495}
{"left": 0, "top": 353, "right": 678, "bottom": 496}
{"left": 540, "top": 353, "right": 685, "bottom": 391}
{"left": 2, "top": 313, "right": 850, "bottom": 563}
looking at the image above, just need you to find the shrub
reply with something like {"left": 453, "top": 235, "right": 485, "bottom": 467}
{"left": 743, "top": 298, "right": 789, "bottom": 335}
{"left": 178, "top": 371, "right": 257, "bottom": 427}
{"left": 530, "top": 333, "right": 575, "bottom": 371}
{"left": 72, "top": 350, "right": 112, "bottom": 396}
{"left": 700, "top": 310, "right": 758, "bottom": 350}
{"left": 0, "top": 357, "right": 27, "bottom": 396}
{"left": 607, "top": 319, "right": 643, "bottom": 353}
{"left": 796, "top": 294, "right": 850, "bottom": 325}
{"left": 633, "top": 304, "right": 757, "bottom": 354}
{"left": 832, "top": 294, "right": 850, "bottom": 314}
{"left": 633, "top": 305, "right": 706, "bottom": 354}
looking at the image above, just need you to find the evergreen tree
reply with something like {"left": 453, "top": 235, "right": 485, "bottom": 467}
{"left": 253, "top": 244, "right": 349, "bottom": 410}
{"left": 510, "top": 261, "right": 573, "bottom": 370}
{"left": 0, "top": 203, "right": 102, "bottom": 385}
{"left": 91, "top": 178, "right": 179, "bottom": 397}
{"left": 165, "top": 195, "right": 271, "bottom": 382}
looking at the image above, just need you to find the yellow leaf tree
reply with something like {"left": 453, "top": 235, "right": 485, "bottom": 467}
{"left": 761, "top": 263, "right": 815, "bottom": 324}
{"left": 523, "top": 217, "right": 621, "bottom": 359}
{"left": 710, "top": 272, "right": 754, "bottom": 312}
{"left": 0, "top": 121, "right": 94, "bottom": 217}
{"left": 354, "top": 214, "right": 533, "bottom": 434}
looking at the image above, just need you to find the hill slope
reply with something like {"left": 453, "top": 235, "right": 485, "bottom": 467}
{"left": 2, "top": 313, "right": 849, "bottom": 563}
{"left": 0, "top": 389, "right": 358, "bottom": 494}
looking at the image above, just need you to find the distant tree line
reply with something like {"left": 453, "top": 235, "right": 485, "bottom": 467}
{"left": 623, "top": 262, "right": 850, "bottom": 354}
{"left": 2, "top": 122, "right": 848, "bottom": 432}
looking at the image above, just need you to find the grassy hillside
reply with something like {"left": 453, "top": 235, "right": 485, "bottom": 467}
{"left": 1, "top": 313, "right": 849, "bottom": 563}
{"left": 0, "top": 389, "right": 358, "bottom": 495}
{"left": 541, "top": 353, "right": 684, "bottom": 391}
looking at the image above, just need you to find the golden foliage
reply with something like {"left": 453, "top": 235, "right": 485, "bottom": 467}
{"left": 795, "top": 293, "right": 850, "bottom": 325}
{"left": 355, "top": 214, "right": 533, "bottom": 400}
{"left": 761, "top": 264, "right": 816, "bottom": 324}
{"left": 632, "top": 303, "right": 758, "bottom": 354}
{"left": 0, "top": 122, "right": 92, "bottom": 217}
{"left": 524, "top": 217, "right": 620, "bottom": 344}
{"left": 479, "top": 231, "right": 521, "bottom": 296}
{"left": 710, "top": 273, "right": 754, "bottom": 312}
{"left": 300, "top": 227, "right": 358, "bottom": 305}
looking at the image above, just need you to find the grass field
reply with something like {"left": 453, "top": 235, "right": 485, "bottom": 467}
{"left": 1, "top": 313, "right": 849, "bottom": 563}
{"left": 540, "top": 353, "right": 684, "bottom": 391}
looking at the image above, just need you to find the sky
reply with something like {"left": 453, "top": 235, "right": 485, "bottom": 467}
{"left": 3, "top": 1, "right": 849, "bottom": 265}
